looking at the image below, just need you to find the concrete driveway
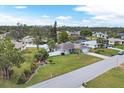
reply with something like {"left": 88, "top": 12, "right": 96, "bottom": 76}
{"left": 29, "top": 55, "right": 124, "bottom": 88}
{"left": 86, "top": 52, "right": 110, "bottom": 59}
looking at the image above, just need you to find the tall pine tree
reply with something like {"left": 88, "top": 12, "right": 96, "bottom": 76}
{"left": 51, "top": 21, "right": 57, "bottom": 42}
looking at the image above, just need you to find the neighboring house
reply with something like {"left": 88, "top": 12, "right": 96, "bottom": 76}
{"left": 0, "top": 32, "right": 10, "bottom": 39}
{"left": 74, "top": 40, "right": 87, "bottom": 44}
{"left": 81, "top": 40, "right": 98, "bottom": 48}
{"left": 56, "top": 42, "right": 74, "bottom": 54}
{"left": 108, "top": 38, "right": 124, "bottom": 45}
{"left": 25, "top": 44, "right": 49, "bottom": 52}
{"left": 117, "top": 33, "right": 124, "bottom": 39}
{"left": 66, "top": 31, "right": 80, "bottom": 36}
{"left": 21, "top": 36, "right": 34, "bottom": 45}
{"left": 12, "top": 40, "right": 25, "bottom": 51}
{"left": 92, "top": 32, "right": 108, "bottom": 39}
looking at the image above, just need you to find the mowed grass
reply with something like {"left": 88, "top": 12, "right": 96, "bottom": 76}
{"left": 86, "top": 65, "right": 124, "bottom": 88}
{"left": 0, "top": 48, "right": 37, "bottom": 88}
{"left": 0, "top": 48, "right": 101, "bottom": 88}
{"left": 22, "top": 54, "right": 101, "bottom": 87}
{"left": 91, "top": 48, "right": 119, "bottom": 56}
{"left": 114, "top": 44, "right": 124, "bottom": 50}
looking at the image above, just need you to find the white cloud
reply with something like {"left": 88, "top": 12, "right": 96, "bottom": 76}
{"left": 0, "top": 13, "right": 81, "bottom": 26}
{"left": 74, "top": 0, "right": 124, "bottom": 27}
{"left": 41, "top": 15, "right": 50, "bottom": 18}
{"left": 0, "top": 13, "right": 53, "bottom": 26}
{"left": 56, "top": 16, "right": 72, "bottom": 20}
{"left": 14, "top": 6, "right": 27, "bottom": 9}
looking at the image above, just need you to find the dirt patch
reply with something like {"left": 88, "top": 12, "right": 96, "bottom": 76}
{"left": 118, "top": 64, "right": 124, "bottom": 69}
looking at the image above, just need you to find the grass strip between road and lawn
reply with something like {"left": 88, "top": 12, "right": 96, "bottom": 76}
{"left": 90, "top": 48, "right": 119, "bottom": 56}
{"left": 114, "top": 44, "right": 124, "bottom": 50}
{"left": 86, "top": 64, "right": 124, "bottom": 88}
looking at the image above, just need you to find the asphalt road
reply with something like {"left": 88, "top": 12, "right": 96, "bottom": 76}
{"left": 29, "top": 55, "right": 124, "bottom": 88}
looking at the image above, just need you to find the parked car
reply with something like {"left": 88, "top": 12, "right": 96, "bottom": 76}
{"left": 118, "top": 51, "right": 124, "bottom": 55}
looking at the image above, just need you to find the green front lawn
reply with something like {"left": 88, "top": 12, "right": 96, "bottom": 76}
{"left": 86, "top": 64, "right": 124, "bottom": 88}
{"left": 114, "top": 44, "right": 124, "bottom": 50}
{"left": 0, "top": 48, "right": 101, "bottom": 88}
{"left": 91, "top": 48, "right": 119, "bottom": 56}
{"left": 21, "top": 54, "right": 101, "bottom": 87}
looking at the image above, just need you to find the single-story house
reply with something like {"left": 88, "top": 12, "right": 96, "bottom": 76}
{"left": 108, "top": 38, "right": 124, "bottom": 45}
{"left": 0, "top": 32, "right": 10, "bottom": 39}
{"left": 81, "top": 40, "right": 98, "bottom": 48}
{"left": 56, "top": 42, "right": 74, "bottom": 54}
{"left": 25, "top": 44, "right": 49, "bottom": 52}
{"left": 92, "top": 32, "right": 108, "bottom": 39}
{"left": 12, "top": 40, "right": 26, "bottom": 50}
{"left": 56, "top": 42, "right": 90, "bottom": 55}
{"left": 117, "top": 33, "right": 124, "bottom": 39}
{"left": 66, "top": 31, "right": 80, "bottom": 36}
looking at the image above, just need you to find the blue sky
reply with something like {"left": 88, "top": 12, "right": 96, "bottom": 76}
{"left": 0, "top": 5, "right": 124, "bottom": 27}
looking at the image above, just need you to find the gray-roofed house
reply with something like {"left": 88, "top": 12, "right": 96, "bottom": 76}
{"left": 108, "top": 38, "right": 124, "bottom": 45}
{"left": 117, "top": 33, "right": 124, "bottom": 39}
{"left": 56, "top": 42, "right": 74, "bottom": 54}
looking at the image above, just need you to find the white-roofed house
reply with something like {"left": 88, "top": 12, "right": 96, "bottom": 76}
{"left": 25, "top": 44, "right": 49, "bottom": 52}
{"left": 21, "top": 36, "right": 34, "bottom": 45}
{"left": 81, "top": 40, "right": 98, "bottom": 49}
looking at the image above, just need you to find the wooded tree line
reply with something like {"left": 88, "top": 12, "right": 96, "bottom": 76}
{"left": 1, "top": 25, "right": 124, "bottom": 36}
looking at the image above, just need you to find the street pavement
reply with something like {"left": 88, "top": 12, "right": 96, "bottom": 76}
{"left": 29, "top": 55, "right": 124, "bottom": 88}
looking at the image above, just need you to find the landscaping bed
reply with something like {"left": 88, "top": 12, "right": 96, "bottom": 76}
{"left": 90, "top": 48, "right": 119, "bottom": 56}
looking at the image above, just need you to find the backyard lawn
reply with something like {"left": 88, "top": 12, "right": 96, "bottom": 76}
{"left": 0, "top": 48, "right": 101, "bottom": 88}
{"left": 91, "top": 48, "right": 119, "bottom": 56}
{"left": 114, "top": 44, "right": 124, "bottom": 50}
{"left": 86, "top": 64, "right": 124, "bottom": 88}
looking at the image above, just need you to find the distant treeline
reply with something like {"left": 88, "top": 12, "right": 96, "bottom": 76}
{"left": 0, "top": 25, "right": 124, "bottom": 34}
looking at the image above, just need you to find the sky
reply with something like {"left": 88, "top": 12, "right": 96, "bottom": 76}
{"left": 1, "top": 4, "right": 124, "bottom": 27}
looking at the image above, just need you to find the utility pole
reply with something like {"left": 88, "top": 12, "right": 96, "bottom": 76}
{"left": 116, "top": 55, "right": 118, "bottom": 69}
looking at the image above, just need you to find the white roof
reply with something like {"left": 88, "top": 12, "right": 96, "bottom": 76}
{"left": 82, "top": 40, "right": 97, "bottom": 45}
{"left": 25, "top": 44, "right": 49, "bottom": 51}
{"left": 108, "top": 38, "right": 124, "bottom": 42}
